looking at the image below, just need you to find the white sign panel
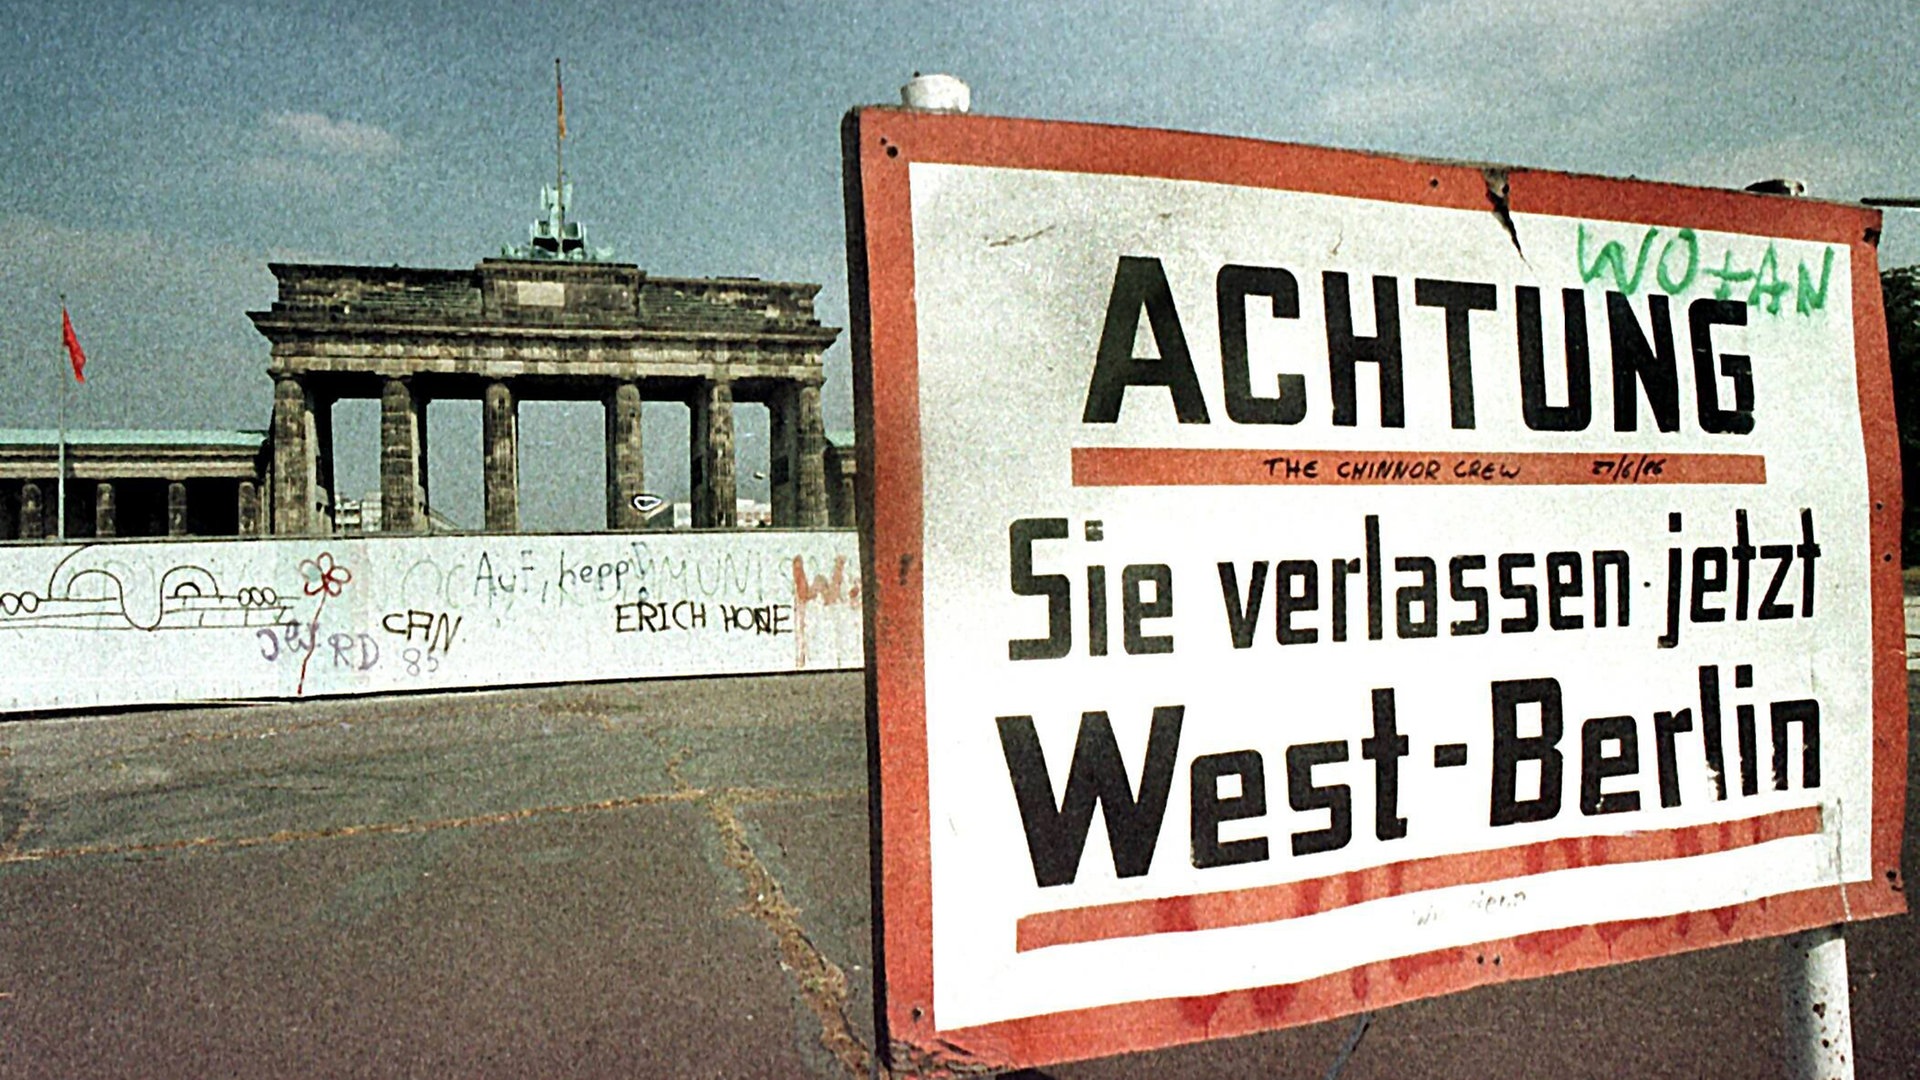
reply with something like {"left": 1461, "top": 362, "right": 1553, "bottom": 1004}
{"left": 0, "top": 530, "right": 862, "bottom": 713}
{"left": 845, "top": 110, "right": 1905, "bottom": 1072}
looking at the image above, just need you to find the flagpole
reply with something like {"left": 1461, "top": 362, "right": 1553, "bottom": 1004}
{"left": 57, "top": 295, "right": 67, "bottom": 543}
{"left": 554, "top": 57, "right": 565, "bottom": 244}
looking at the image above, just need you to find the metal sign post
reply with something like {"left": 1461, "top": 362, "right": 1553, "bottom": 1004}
{"left": 1783, "top": 925, "right": 1856, "bottom": 1078}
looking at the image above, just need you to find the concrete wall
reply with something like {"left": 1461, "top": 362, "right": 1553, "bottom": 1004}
{"left": 0, "top": 530, "right": 862, "bottom": 714}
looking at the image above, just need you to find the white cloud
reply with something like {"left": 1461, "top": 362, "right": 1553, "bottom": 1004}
{"left": 264, "top": 110, "right": 401, "bottom": 157}
{"left": 1314, "top": 77, "right": 1453, "bottom": 132}
{"left": 1300, "top": 5, "right": 1374, "bottom": 48}
{"left": 1421, "top": 0, "right": 1718, "bottom": 44}
{"left": 240, "top": 155, "right": 341, "bottom": 193}
{"left": 1412, "top": 0, "right": 1723, "bottom": 81}
{"left": 243, "top": 110, "right": 401, "bottom": 193}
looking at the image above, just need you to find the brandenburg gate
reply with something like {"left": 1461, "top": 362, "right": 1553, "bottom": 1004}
{"left": 248, "top": 190, "right": 840, "bottom": 536}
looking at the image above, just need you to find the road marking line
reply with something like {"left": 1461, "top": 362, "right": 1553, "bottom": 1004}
{"left": 0, "top": 786, "right": 862, "bottom": 865}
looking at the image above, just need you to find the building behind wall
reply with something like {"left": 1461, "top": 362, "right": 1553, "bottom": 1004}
{"left": 0, "top": 429, "right": 269, "bottom": 541}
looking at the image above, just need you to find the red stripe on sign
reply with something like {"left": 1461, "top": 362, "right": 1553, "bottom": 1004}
{"left": 1071, "top": 448, "right": 1766, "bottom": 487}
{"left": 1016, "top": 806, "right": 1821, "bottom": 953}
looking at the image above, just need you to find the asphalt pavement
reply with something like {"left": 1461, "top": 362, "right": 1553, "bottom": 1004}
{"left": 0, "top": 672, "right": 1914, "bottom": 1078}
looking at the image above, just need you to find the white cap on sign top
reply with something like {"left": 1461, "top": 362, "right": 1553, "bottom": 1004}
{"left": 901, "top": 72, "right": 970, "bottom": 113}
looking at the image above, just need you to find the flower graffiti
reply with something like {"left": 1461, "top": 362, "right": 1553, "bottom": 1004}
{"left": 295, "top": 551, "right": 353, "bottom": 694}
{"left": 300, "top": 552, "right": 353, "bottom": 598}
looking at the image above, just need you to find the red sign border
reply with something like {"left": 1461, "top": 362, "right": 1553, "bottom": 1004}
{"left": 842, "top": 106, "right": 1907, "bottom": 1074}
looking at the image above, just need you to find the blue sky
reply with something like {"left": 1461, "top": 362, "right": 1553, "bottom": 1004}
{"left": 2, "top": 1, "right": 1914, "bottom": 528}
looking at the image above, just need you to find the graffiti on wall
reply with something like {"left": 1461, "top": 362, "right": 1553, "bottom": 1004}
{"left": 792, "top": 554, "right": 861, "bottom": 668}
{"left": 0, "top": 547, "right": 289, "bottom": 631}
{"left": 0, "top": 530, "right": 862, "bottom": 714}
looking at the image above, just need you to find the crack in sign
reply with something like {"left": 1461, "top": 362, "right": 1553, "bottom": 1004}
{"left": 1481, "top": 167, "right": 1528, "bottom": 265}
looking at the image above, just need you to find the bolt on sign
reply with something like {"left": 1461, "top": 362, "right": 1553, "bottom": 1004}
{"left": 842, "top": 108, "right": 1907, "bottom": 1073}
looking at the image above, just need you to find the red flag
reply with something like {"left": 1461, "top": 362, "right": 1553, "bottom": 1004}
{"left": 556, "top": 59, "right": 566, "bottom": 140}
{"left": 61, "top": 306, "right": 86, "bottom": 383}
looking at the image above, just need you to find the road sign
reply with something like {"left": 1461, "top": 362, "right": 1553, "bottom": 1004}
{"left": 843, "top": 108, "right": 1907, "bottom": 1073}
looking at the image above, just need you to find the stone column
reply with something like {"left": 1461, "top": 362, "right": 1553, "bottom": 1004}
{"left": 19, "top": 481, "right": 43, "bottom": 540}
{"left": 95, "top": 482, "right": 116, "bottom": 538}
{"left": 690, "top": 379, "right": 736, "bottom": 528}
{"left": 768, "top": 383, "right": 797, "bottom": 526}
{"left": 167, "top": 481, "right": 188, "bottom": 537}
{"left": 604, "top": 381, "right": 645, "bottom": 530}
{"left": 483, "top": 380, "right": 519, "bottom": 533}
{"left": 380, "top": 377, "right": 424, "bottom": 533}
{"left": 795, "top": 382, "right": 828, "bottom": 527}
{"left": 237, "top": 481, "right": 260, "bottom": 537}
{"left": 825, "top": 442, "right": 858, "bottom": 528}
{"left": 271, "top": 375, "right": 319, "bottom": 535}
